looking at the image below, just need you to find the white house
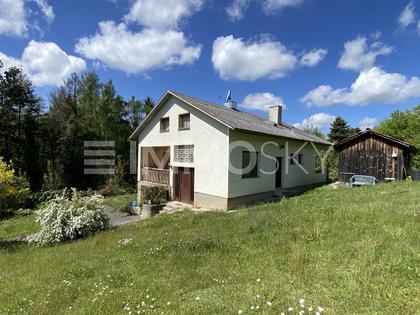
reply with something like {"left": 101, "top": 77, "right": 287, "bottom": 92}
{"left": 129, "top": 91, "right": 331, "bottom": 210}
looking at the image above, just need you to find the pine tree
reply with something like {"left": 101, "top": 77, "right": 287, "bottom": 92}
{"left": 328, "top": 117, "right": 352, "bottom": 143}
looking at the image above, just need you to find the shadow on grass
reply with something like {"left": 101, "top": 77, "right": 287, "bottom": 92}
{"left": 0, "top": 239, "right": 29, "bottom": 253}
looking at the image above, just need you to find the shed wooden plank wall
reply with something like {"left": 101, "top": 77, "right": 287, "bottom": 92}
{"left": 338, "top": 135, "right": 407, "bottom": 182}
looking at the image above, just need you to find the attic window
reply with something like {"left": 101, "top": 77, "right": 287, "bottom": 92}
{"left": 160, "top": 117, "right": 169, "bottom": 132}
{"left": 178, "top": 113, "right": 190, "bottom": 130}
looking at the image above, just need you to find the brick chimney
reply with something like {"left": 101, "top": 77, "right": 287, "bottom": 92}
{"left": 268, "top": 105, "right": 282, "bottom": 125}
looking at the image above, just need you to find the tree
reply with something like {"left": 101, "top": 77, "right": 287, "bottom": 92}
{"left": 0, "top": 65, "right": 43, "bottom": 190}
{"left": 303, "top": 124, "right": 326, "bottom": 139}
{"left": 143, "top": 96, "right": 155, "bottom": 115}
{"left": 376, "top": 105, "right": 420, "bottom": 169}
{"left": 328, "top": 117, "right": 355, "bottom": 143}
{"left": 0, "top": 157, "right": 29, "bottom": 214}
{"left": 127, "top": 96, "right": 143, "bottom": 129}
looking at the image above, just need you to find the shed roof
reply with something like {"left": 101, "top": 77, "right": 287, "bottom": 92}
{"left": 129, "top": 91, "right": 331, "bottom": 145}
{"left": 334, "top": 129, "right": 417, "bottom": 152}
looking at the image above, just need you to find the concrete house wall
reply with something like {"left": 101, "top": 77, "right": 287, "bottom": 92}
{"left": 137, "top": 96, "right": 230, "bottom": 208}
{"left": 227, "top": 130, "right": 328, "bottom": 208}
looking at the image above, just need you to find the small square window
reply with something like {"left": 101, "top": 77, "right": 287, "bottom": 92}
{"left": 160, "top": 117, "right": 169, "bottom": 132}
{"left": 179, "top": 113, "right": 190, "bottom": 130}
{"left": 242, "top": 151, "right": 259, "bottom": 178}
{"left": 175, "top": 145, "right": 194, "bottom": 162}
{"left": 289, "top": 153, "right": 295, "bottom": 165}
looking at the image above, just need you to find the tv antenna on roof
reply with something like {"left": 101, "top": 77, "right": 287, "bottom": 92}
{"left": 224, "top": 89, "right": 237, "bottom": 110}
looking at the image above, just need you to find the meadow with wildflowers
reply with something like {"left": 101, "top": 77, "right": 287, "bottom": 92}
{"left": 0, "top": 182, "right": 419, "bottom": 314}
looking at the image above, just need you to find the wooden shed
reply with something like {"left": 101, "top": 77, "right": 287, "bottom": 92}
{"left": 334, "top": 129, "right": 417, "bottom": 182}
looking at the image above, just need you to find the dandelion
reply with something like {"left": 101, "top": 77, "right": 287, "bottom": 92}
{"left": 267, "top": 301, "right": 272, "bottom": 306}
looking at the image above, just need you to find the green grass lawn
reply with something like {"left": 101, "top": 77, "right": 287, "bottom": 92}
{"left": 0, "top": 214, "right": 40, "bottom": 240}
{"left": 102, "top": 193, "right": 137, "bottom": 211}
{"left": 0, "top": 182, "right": 419, "bottom": 314}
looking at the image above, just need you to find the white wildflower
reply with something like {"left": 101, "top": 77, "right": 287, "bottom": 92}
{"left": 267, "top": 301, "right": 272, "bottom": 306}
{"left": 238, "top": 310, "right": 243, "bottom": 314}
{"left": 308, "top": 306, "right": 313, "bottom": 311}
{"left": 256, "top": 278, "right": 261, "bottom": 282}
{"left": 288, "top": 307, "right": 294, "bottom": 312}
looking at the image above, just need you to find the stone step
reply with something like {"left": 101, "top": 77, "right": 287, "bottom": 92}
{"left": 159, "top": 201, "right": 189, "bottom": 214}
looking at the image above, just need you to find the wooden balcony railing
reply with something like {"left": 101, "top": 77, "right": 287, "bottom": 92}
{"left": 141, "top": 167, "right": 170, "bottom": 185}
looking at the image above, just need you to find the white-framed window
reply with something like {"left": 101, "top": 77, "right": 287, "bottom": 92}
{"left": 175, "top": 145, "right": 194, "bottom": 162}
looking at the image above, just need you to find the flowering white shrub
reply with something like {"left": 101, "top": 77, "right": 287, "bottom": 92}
{"left": 34, "top": 188, "right": 110, "bottom": 245}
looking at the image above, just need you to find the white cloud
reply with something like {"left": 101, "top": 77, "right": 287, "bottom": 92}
{"left": 0, "top": 0, "right": 54, "bottom": 37}
{"left": 300, "top": 48, "right": 328, "bottom": 67}
{"left": 418, "top": 20, "right": 420, "bottom": 35}
{"left": 212, "top": 35, "right": 324, "bottom": 81}
{"left": 338, "top": 36, "right": 393, "bottom": 71}
{"left": 0, "top": 0, "right": 26, "bottom": 37}
{"left": 241, "top": 92, "right": 285, "bottom": 111}
{"left": 398, "top": 2, "right": 416, "bottom": 28}
{"left": 124, "top": 0, "right": 203, "bottom": 30}
{"left": 76, "top": 21, "right": 201, "bottom": 74}
{"left": 212, "top": 35, "right": 299, "bottom": 81}
{"left": 293, "top": 113, "right": 336, "bottom": 130}
{"left": 301, "top": 67, "right": 420, "bottom": 107}
{"left": 0, "top": 41, "right": 86, "bottom": 86}
{"left": 358, "top": 117, "right": 378, "bottom": 130}
{"left": 261, "top": 0, "right": 304, "bottom": 15}
{"left": 32, "top": 0, "right": 55, "bottom": 23}
{"left": 226, "top": 0, "right": 251, "bottom": 22}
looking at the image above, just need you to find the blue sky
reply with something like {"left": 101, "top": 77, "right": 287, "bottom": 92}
{"left": 1, "top": 0, "right": 420, "bottom": 133}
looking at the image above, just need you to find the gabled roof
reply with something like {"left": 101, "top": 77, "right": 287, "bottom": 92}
{"left": 129, "top": 91, "right": 331, "bottom": 145}
{"left": 334, "top": 129, "right": 417, "bottom": 152}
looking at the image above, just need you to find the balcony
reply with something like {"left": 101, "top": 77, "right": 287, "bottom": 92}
{"left": 141, "top": 167, "right": 170, "bottom": 185}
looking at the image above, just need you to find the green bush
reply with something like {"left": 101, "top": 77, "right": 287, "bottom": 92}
{"left": 0, "top": 157, "right": 29, "bottom": 215}
{"left": 26, "top": 189, "right": 95, "bottom": 209}
{"left": 119, "top": 202, "right": 137, "bottom": 216}
{"left": 142, "top": 185, "right": 167, "bottom": 205}
{"left": 34, "top": 188, "right": 110, "bottom": 245}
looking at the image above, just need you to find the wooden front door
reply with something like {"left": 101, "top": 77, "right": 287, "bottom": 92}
{"left": 275, "top": 157, "right": 282, "bottom": 188}
{"left": 174, "top": 167, "right": 194, "bottom": 204}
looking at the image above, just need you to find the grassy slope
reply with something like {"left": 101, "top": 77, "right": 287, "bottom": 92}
{"left": 0, "top": 215, "right": 40, "bottom": 240}
{"left": 102, "top": 194, "right": 137, "bottom": 211}
{"left": 0, "top": 183, "right": 419, "bottom": 314}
